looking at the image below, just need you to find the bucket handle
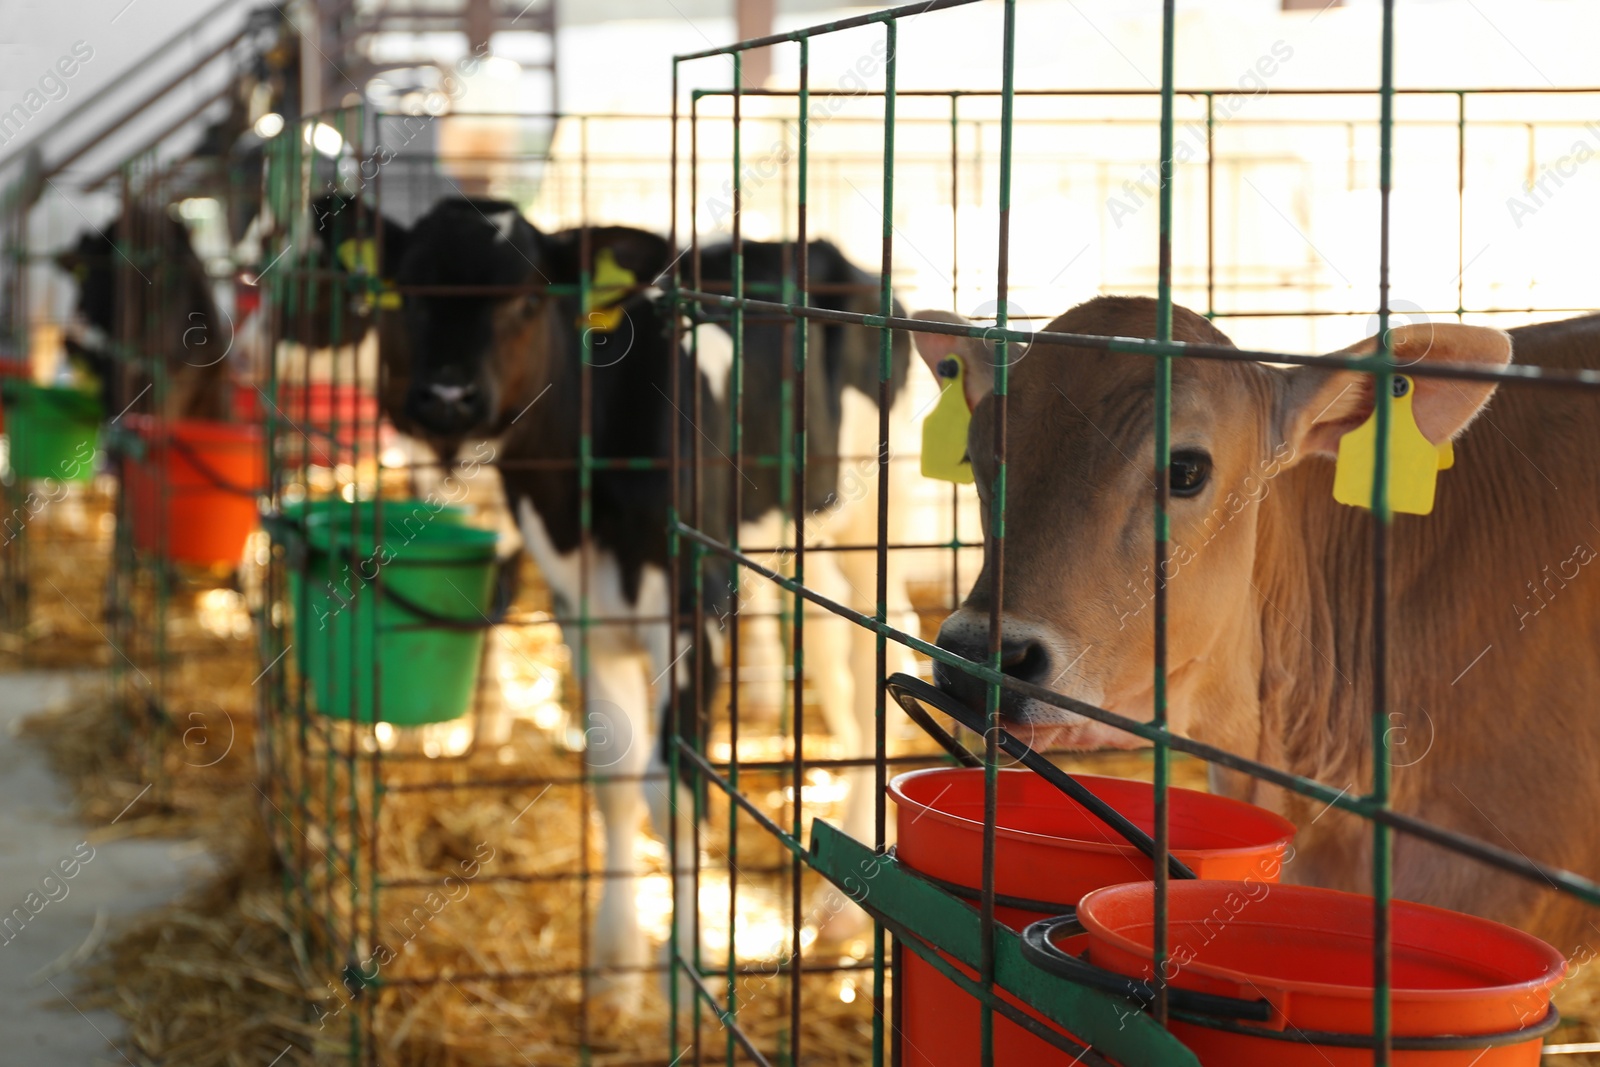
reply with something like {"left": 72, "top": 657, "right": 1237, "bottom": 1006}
{"left": 313, "top": 542, "right": 518, "bottom": 631}
{"left": 886, "top": 673, "right": 1197, "bottom": 881}
{"left": 1021, "top": 913, "right": 1275, "bottom": 1023}
{"left": 164, "top": 433, "right": 269, "bottom": 497}
{"left": 1020, "top": 913, "right": 1562, "bottom": 1051}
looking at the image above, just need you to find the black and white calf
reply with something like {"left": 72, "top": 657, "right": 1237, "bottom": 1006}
{"left": 357, "top": 197, "right": 915, "bottom": 1013}
{"left": 55, "top": 205, "right": 231, "bottom": 421}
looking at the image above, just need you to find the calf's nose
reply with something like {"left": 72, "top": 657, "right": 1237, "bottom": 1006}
{"left": 408, "top": 380, "right": 485, "bottom": 434}
{"left": 430, "top": 382, "right": 477, "bottom": 405}
{"left": 932, "top": 614, "right": 1053, "bottom": 713}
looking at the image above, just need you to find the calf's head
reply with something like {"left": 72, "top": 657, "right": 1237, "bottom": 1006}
{"left": 351, "top": 199, "right": 670, "bottom": 458}
{"left": 383, "top": 199, "right": 548, "bottom": 446}
{"left": 912, "top": 296, "right": 1512, "bottom": 752}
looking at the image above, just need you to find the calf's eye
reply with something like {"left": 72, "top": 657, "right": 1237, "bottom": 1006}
{"left": 1169, "top": 450, "right": 1211, "bottom": 497}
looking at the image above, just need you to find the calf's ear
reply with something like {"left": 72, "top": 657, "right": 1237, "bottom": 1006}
{"left": 1278, "top": 322, "right": 1513, "bottom": 459}
{"left": 909, "top": 309, "right": 996, "bottom": 411}
{"left": 309, "top": 195, "right": 410, "bottom": 281}
{"left": 546, "top": 226, "right": 670, "bottom": 286}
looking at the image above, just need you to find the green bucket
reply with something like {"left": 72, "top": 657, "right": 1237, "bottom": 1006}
{"left": 298, "top": 505, "right": 496, "bottom": 725}
{"left": 1, "top": 381, "right": 100, "bottom": 482}
{"left": 273, "top": 499, "right": 472, "bottom": 657}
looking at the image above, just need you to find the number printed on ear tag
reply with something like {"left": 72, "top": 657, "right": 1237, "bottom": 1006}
{"left": 1332, "top": 374, "right": 1450, "bottom": 516}
{"left": 921, "top": 355, "right": 974, "bottom": 484}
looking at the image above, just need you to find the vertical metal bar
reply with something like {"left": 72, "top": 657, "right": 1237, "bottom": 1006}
{"left": 727, "top": 51, "right": 744, "bottom": 1067}
{"left": 1372, "top": 2, "right": 1397, "bottom": 1063}
{"left": 982, "top": 6, "right": 1017, "bottom": 1066}
{"left": 577, "top": 110, "right": 595, "bottom": 1063}
{"left": 1205, "top": 93, "right": 1215, "bottom": 321}
{"left": 950, "top": 93, "right": 959, "bottom": 313}
{"left": 689, "top": 86, "right": 707, "bottom": 1067}
{"left": 949, "top": 94, "right": 962, "bottom": 617}
{"left": 668, "top": 56, "right": 684, "bottom": 1059}
{"left": 1456, "top": 91, "right": 1466, "bottom": 322}
{"left": 789, "top": 37, "right": 809, "bottom": 1067}
{"left": 874, "top": 21, "right": 897, "bottom": 1067}
{"left": 1151, "top": 0, "right": 1177, "bottom": 1029}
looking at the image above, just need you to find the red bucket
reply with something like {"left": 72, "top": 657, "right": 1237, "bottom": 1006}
{"left": 280, "top": 382, "right": 381, "bottom": 468}
{"left": 891, "top": 767, "right": 1295, "bottom": 1066}
{"left": 0, "top": 358, "right": 30, "bottom": 433}
{"left": 124, "top": 416, "right": 265, "bottom": 565}
{"left": 1077, "top": 880, "right": 1565, "bottom": 1066}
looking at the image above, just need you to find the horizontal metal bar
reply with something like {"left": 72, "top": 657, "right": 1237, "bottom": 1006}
{"left": 379, "top": 860, "right": 801, "bottom": 888}
{"left": 675, "top": 289, "right": 1600, "bottom": 392}
{"left": 1211, "top": 306, "right": 1600, "bottom": 320}
{"left": 367, "top": 957, "right": 884, "bottom": 989}
{"left": 675, "top": 0, "right": 982, "bottom": 61}
{"left": 377, "top": 750, "right": 992, "bottom": 796}
{"left": 693, "top": 86, "right": 1600, "bottom": 98}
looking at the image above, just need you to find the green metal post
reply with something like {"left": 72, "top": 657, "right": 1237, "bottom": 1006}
{"left": 1373, "top": 1, "right": 1398, "bottom": 1062}
{"left": 789, "top": 36, "right": 810, "bottom": 1067}
{"left": 873, "top": 19, "right": 897, "bottom": 1067}
{"left": 982, "top": 5, "right": 1017, "bottom": 1066}
{"left": 1152, "top": 0, "right": 1177, "bottom": 1028}
{"left": 728, "top": 49, "right": 744, "bottom": 1067}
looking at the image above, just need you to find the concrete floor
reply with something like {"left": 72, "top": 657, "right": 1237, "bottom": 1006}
{"left": 0, "top": 670, "right": 211, "bottom": 1067}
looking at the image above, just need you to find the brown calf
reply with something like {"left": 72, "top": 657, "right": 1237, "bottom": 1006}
{"left": 912, "top": 296, "right": 1600, "bottom": 952}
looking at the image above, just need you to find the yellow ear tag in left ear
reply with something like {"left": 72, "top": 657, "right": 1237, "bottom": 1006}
{"left": 580, "top": 248, "right": 637, "bottom": 333}
{"left": 922, "top": 355, "right": 974, "bottom": 484}
{"left": 1332, "top": 374, "right": 1447, "bottom": 516}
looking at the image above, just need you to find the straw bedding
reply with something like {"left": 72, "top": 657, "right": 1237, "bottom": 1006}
{"left": 9, "top": 518, "right": 1600, "bottom": 1065}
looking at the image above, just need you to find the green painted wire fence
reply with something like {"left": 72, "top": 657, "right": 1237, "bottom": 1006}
{"left": 668, "top": 1, "right": 1600, "bottom": 1065}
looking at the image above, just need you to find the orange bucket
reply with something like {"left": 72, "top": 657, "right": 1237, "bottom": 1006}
{"left": 124, "top": 416, "right": 265, "bottom": 565}
{"left": 1075, "top": 880, "right": 1565, "bottom": 1065}
{"left": 891, "top": 767, "right": 1296, "bottom": 1066}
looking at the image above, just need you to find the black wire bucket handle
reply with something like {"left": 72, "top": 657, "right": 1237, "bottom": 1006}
{"left": 885, "top": 672, "right": 1196, "bottom": 881}
{"left": 1021, "top": 913, "right": 1273, "bottom": 1023}
{"left": 1019, "top": 913, "right": 1561, "bottom": 1051}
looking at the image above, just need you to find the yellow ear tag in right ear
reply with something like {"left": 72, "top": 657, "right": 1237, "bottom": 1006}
{"left": 1332, "top": 374, "right": 1444, "bottom": 516}
{"left": 921, "top": 355, "right": 974, "bottom": 484}
{"left": 337, "top": 238, "right": 376, "bottom": 275}
{"left": 338, "top": 238, "right": 402, "bottom": 310}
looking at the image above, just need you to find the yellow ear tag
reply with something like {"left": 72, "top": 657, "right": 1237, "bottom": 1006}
{"left": 1437, "top": 438, "right": 1455, "bottom": 470}
{"left": 337, "top": 238, "right": 402, "bottom": 310}
{"left": 1332, "top": 375, "right": 1450, "bottom": 516}
{"left": 336, "top": 237, "right": 375, "bottom": 275}
{"left": 921, "top": 355, "right": 975, "bottom": 484}
{"left": 579, "top": 248, "right": 637, "bottom": 333}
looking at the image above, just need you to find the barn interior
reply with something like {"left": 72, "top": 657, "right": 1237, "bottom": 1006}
{"left": 2, "top": 1, "right": 1599, "bottom": 1065}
